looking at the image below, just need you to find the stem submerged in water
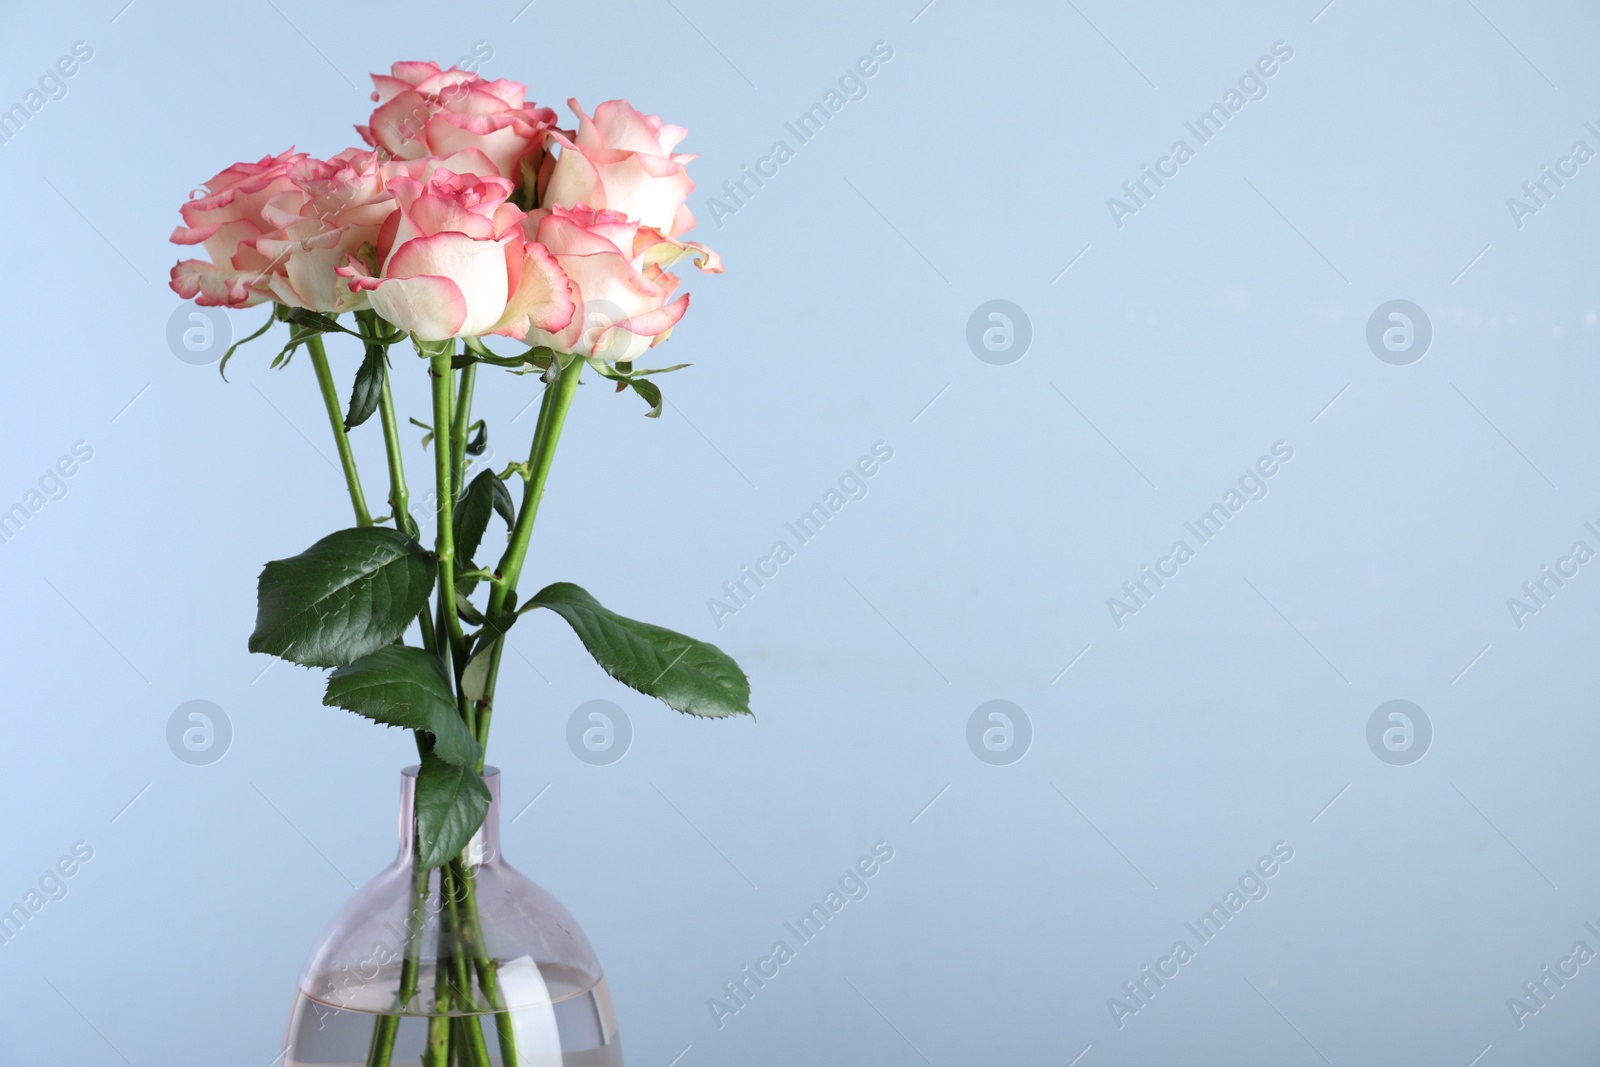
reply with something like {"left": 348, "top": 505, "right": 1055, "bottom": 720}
{"left": 441, "top": 863, "right": 493, "bottom": 1067}
{"left": 363, "top": 828, "right": 431, "bottom": 1067}
{"left": 423, "top": 861, "right": 456, "bottom": 1067}
{"left": 454, "top": 858, "right": 519, "bottom": 1067}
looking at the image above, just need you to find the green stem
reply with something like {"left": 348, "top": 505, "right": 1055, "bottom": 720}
{"left": 424, "top": 868, "right": 453, "bottom": 1067}
{"left": 363, "top": 829, "right": 431, "bottom": 1067}
{"left": 475, "top": 359, "right": 583, "bottom": 754}
{"left": 364, "top": 314, "right": 437, "bottom": 655}
{"left": 306, "top": 334, "right": 373, "bottom": 527}
{"left": 396, "top": 852, "right": 428, "bottom": 1015}
{"left": 439, "top": 866, "right": 480, "bottom": 1012}
{"left": 445, "top": 357, "right": 479, "bottom": 738}
{"left": 376, "top": 371, "right": 411, "bottom": 530}
{"left": 450, "top": 360, "right": 477, "bottom": 505}
{"left": 423, "top": 995, "right": 450, "bottom": 1066}
{"left": 440, "top": 863, "right": 492, "bottom": 1067}
{"left": 453, "top": 859, "right": 519, "bottom": 1067}
{"left": 427, "top": 348, "right": 470, "bottom": 709}
{"left": 492, "top": 360, "right": 581, "bottom": 601}
{"left": 474, "top": 641, "right": 507, "bottom": 761}
{"left": 380, "top": 379, "right": 436, "bottom": 654}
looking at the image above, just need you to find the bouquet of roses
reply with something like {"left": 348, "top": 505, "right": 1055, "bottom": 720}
{"left": 169, "top": 61, "right": 748, "bottom": 1067}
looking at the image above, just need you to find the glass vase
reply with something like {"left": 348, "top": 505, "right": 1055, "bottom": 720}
{"left": 282, "top": 766, "right": 623, "bottom": 1066}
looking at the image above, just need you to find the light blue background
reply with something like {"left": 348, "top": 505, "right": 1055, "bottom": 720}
{"left": 3, "top": 0, "right": 1600, "bottom": 1063}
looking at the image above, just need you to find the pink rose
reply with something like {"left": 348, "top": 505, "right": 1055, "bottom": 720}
{"left": 240, "top": 148, "right": 394, "bottom": 313}
{"left": 358, "top": 62, "right": 557, "bottom": 184}
{"left": 258, "top": 148, "right": 509, "bottom": 313}
{"left": 339, "top": 169, "right": 573, "bottom": 342}
{"left": 170, "top": 147, "right": 504, "bottom": 313}
{"left": 169, "top": 148, "right": 308, "bottom": 307}
{"left": 542, "top": 99, "right": 698, "bottom": 236}
{"left": 519, "top": 205, "right": 721, "bottom": 362}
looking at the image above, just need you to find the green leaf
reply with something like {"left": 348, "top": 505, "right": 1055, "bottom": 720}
{"left": 454, "top": 342, "right": 557, "bottom": 373}
{"left": 453, "top": 470, "right": 500, "bottom": 569}
{"left": 467, "top": 599, "right": 518, "bottom": 661}
{"left": 414, "top": 752, "right": 492, "bottom": 868}
{"left": 281, "top": 307, "right": 360, "bottom": 337}
{"left": 527, "top": 582, "right": 752, "bottom": 719}
{"left": 409, "top": 416, "right": 435, "bottom": 450}
{"left": 413, "top": 336, "right": 456, "bottom": 360}
{"left": 630, "top": 378, "right": 663, "bottom": 418}
{"left": 485, "top": 607, "right": 517, "bottom": 641}
{"left": 490, "top": 478, "right": 514, "bottom": 527}
{"left": 453, "top": 471, "right": 515, "bottom": 599}
{"left": 465, "top": 421, "right": 487, "bottom": 456}
{"left": 583, "top": 357, "right": 676, "bottom": 416}
{"left": 452, "top": 351, "right": 534, "bottom": 370}
{"left": 218, "top": 307, "right": 275, "bottom": 381}
{"left": 266, "top": 307, "right": 350, "bottom": 370}
{"left": 323, "top": 646, "right": 480, "bottom": 767}
{"left": 585, "top": 359, "right": 627, "bottom": 382}
{"left": 588, "top": 358, "right": 691, "bottom": 380}
{"left": 344, "top": 342, "right": 387, "bottom": 430}
{"left": 249, "top": 527, "right": 436, "bottom": 668}
{"left": 455, "top": 593, "right": 486, "bottom": 625}
{"left": 270, "top": 324, "right": 316, "bottom": 369}
{"left": 460, "top": 641, "right": 496, "bottom": 705}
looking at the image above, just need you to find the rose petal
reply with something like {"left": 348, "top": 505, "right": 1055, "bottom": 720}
{"left": 489, "top": 241, "right": 575, "bottom": 340}
{"left": 364, "top": 274, "right": 470, "bottom": 341}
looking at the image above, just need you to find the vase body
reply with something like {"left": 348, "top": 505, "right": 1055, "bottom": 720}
{"left": 282, "top": 766, "right": 623, "bottom": 1066}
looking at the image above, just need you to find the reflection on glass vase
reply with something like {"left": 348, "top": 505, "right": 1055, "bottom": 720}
{"left": 283, "top": 766, "right": 623, "bottom": 1067}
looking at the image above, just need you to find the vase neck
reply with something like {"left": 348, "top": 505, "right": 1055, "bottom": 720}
{"left": 397, "top": 764, "right": 501, "bottom": 866}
